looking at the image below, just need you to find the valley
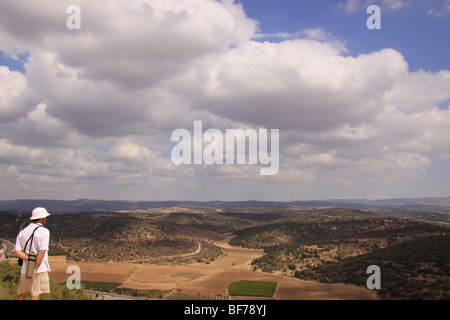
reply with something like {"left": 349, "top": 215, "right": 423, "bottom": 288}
{"left": 1, "top": 203, "right": 448, "bottom": 300}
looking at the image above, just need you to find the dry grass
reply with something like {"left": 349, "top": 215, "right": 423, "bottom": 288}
{"left": 49, "top": 239, "right": 375, "bottom": 300}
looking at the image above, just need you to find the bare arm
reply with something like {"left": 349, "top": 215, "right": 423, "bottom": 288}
{"left": 15, "top": 250, "right": 28, "bottom": 261}
{"left": 15, "top": 249, "right": 46, "bottom": 278}
{"left": 34, "top": 250, "right": 47, "bottom": 272}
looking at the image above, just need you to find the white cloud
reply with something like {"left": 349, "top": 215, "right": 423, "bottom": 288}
{"left": 428, "top": 0, "right": 450, "bottom": 16}
{"left": 0, "top": 0, "right": 449, "bottom": 200}
{"left": 0, "top": 0, "right": 257, "bottom": 88}
{"left": 339, "top": 0, "right": 412, "bottom": 12}
{"left": 171, "top": 43, "right": 410, "bottom": 135}
{"left": 0, "top": 66, "right": 30, "bottom": 122}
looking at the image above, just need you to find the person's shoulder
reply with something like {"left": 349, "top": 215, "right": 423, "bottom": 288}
{"left": 36, "top": 225, "right": 50, "bottom": 236}
{"left": 19, "top": 223, "right": 34, "bottom": 234}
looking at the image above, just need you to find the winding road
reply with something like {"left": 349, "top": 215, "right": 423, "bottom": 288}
{"left": 1, "top": 239, "right": 14, "bottom": 262}
{"left": 1, "top": 239, "right": 15, "bottom": 255}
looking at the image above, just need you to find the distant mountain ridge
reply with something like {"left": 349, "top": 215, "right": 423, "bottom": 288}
{"left": 0, "top": 197, "right": 450, "bottom": 213}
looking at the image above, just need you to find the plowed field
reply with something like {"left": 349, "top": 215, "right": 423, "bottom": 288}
{"left": 49, "top": 240, "right": 375, "bottom": 300}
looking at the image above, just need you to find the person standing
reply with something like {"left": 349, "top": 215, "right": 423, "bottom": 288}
{"left": 15, "top": 207, "right": 51, "bottom": 300}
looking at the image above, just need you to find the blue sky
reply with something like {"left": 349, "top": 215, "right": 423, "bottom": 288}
{"left": 0, "top": 0, "right": 449, "bottom": 201}
{"left": 0, "top": 52, "right": 28, "bottom": 73}
{"left": 239, "top": 0, "right": 450, "bottom": 72}
{"left": 0, "top": 0, "right": 450, "bottom": 72}
{"left": 2, "top": 1, "right": 448, "bottom": 73}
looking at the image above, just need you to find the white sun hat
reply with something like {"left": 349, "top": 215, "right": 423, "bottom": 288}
{"left": 30, "top": 207, "right": 50, "bottom": 220}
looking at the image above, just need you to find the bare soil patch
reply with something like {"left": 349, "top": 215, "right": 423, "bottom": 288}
{"left": 48, "top": 240, "right": 375, "bottom": 300}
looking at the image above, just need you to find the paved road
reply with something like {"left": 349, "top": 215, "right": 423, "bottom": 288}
{"left": 85, "top": 290, "right": 151, "bottom": 300}
{"left": 1, "top": 239, "right": 15, "bottom": 255}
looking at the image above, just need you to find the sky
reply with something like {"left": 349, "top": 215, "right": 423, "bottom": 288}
{"left": 0, "top": 0, "right": 449, "bottom": 202}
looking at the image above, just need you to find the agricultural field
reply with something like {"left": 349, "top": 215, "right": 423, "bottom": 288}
{"left": 228, "top": 281, "right": 278, "bottom": 297}
{"left": 1, "top": 206, "right": 448, "bottom": 300}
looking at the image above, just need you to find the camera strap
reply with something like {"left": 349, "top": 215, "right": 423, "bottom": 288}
{"left": 23, "top": 225, "right": 41, "bottom": 256}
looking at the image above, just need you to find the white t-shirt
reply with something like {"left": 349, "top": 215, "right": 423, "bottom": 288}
{"left": 15, "top": 223, "right": 51, "bottom": 274}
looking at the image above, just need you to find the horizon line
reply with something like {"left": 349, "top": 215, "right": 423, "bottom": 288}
{"left": 1, "top": 196, "right": 449, "bottom": 203}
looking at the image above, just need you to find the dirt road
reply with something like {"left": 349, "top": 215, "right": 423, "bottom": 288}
{"left": 49, "top": 239, "right": 375, "bottom": 300}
